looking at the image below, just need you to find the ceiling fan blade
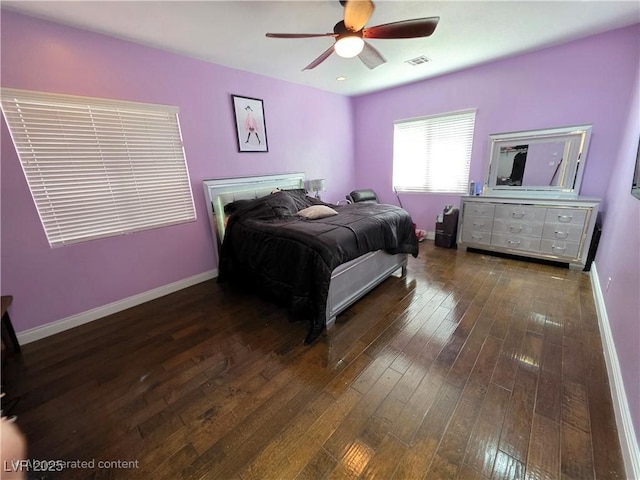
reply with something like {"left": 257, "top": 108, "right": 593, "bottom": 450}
{"left": 344, "top": 0, "right": 374, "bottom": 32}
{"left": 266, "top": 32, "right": 336, "bottom": 39}
{"left": 364, "top": 17, "right": 440, "bottom": 39}
{"left": 303, "top": 45, "right": 335, "bottom": 71}
{"left": 358, "top": 41, "right": 386, "bottom": 69}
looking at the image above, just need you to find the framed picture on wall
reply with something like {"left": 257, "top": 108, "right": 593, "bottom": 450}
{"left": 632, "top": 135, "right": 640, "bottom": 200}
{"left": 231, "top": 95, "right": 268, "bottom": 152}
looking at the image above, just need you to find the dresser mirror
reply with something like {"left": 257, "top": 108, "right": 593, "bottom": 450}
{"left": 485, "top": 124, "right": 592, "bottom": 198}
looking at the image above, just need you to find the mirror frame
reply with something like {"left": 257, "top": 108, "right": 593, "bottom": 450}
{"left": 485, "top": 124, "right": 592, "bottom": 198}
{"left": 631, "top": 136, "right": 640, "bottom": 200}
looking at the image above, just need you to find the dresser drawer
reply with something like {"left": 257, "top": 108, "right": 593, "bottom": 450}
{"left": 494, "top": 204, "right": 546, "bottom": 223}
{"left": 461, "top": 229, "right": 492, "bottom": 245}
{"left": 540, "top": 239, "right": 581, "bottom": 259}
{"left": 542, "top": 223, "right": 585, "bottom": 243}
{"left": 464, "top": 203, "right": 495, "bottom": 219}
{"left": 493, "top": 218, "right": 544, "bottom": 237}
{"left": 491, "top": 233, "right": 541, "bottom": 252}
{"left": 545, "top": 208, "right": 588, "bottom": 226}
{"left": 462, "top": 216, "right": 493, "bottom": 233}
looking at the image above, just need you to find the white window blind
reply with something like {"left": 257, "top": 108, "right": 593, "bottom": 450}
{"left": 1, "top": 88, "right": 196, "bottom": 247}
{"left": 393, "top": 109, "right": 476, "bottom": 194}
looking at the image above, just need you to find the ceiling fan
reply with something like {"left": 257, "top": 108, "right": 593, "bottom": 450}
{"left": 265, "top": 0, "right": 439, "bottom": 71}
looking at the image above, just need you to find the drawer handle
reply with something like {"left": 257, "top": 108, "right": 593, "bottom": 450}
{"left": 473, "top": 222, "right": 485, "bottom": 227}
{"left": 552, "top": 245, "right": 567, "bottom": 252}
{"left": 509, "top": 225, "right": 523, "bottom": 233}
{"left": 507, "top": 240, "right": 521, "bottom": 245}
{"left": 557, "top": 215, "right": 573, "bottom": 222}
{"left": 554, "top": 231, "right": 569, "bottom": 239}
{"left": 471, "top": 234, "right": 484, "bottom": 240}
{"left": 474, "top": 209, "right": 486, "bottom": 214}
{"left": 511, "top": 211, "right": 525, "bottom": 218}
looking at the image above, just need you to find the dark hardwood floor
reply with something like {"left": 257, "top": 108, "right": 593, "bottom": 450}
{"left": 1, "top": 243, "right": 626, "bottom": 480}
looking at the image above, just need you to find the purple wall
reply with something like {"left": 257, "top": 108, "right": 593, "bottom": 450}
{"left": 596, "top": 67, "right": 640, "bottom": 442}
{"left": 352, "top": 23, "right": 640, "bottom": 447}
{"left": 0, "top": 11, "right": 354, "bottom": 332}
{"left": 352, "top": 25, "right": 640, "bottom": 232}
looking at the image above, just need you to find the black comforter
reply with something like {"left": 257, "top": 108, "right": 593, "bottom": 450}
{"left": 218, "top": 190, "right": 419, "bottom": 343}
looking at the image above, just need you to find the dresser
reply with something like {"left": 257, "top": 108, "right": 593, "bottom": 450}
{"left": 457, "top": 196, "right": 600, "bottom": 269}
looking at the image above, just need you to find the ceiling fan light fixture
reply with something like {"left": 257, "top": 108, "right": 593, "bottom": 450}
{"left": 334, "top": 36, "right": 364, "bottom": 58}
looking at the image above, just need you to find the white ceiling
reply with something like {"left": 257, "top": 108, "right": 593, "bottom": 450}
{"left": 3, "top": 1, "right": 639, "bottom": 96}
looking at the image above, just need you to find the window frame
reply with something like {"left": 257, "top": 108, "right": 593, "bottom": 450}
{"left": 1, "top": 88, "right": 196, "bottom": 247}
{"left": 392, "top": 108, "right": 477, "bottom": 194}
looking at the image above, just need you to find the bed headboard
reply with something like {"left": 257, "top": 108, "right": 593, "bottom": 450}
{"left": 203, "top": 172, "right": 306, "bottom": 251}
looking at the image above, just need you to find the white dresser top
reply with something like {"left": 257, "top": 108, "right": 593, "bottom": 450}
{"left": 461, "top": 195, "right": 600, "bottom": 207}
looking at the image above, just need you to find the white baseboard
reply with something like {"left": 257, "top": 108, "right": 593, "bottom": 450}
{"left": 590, "top": 263, "right": 640, "bottom": 479}
{"left": 17, "top": 269, "right": 218, "bottom": 345}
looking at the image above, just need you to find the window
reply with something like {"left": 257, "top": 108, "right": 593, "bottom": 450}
{"left": 393, "top": 109, "right": 476, "bottom": 194}
{"left": 1, "top": 88, "right": 196, "bottom": 247}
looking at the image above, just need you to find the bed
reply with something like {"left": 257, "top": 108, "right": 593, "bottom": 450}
{"left": 203, "top": 173, "right": 419, "bottom": 343}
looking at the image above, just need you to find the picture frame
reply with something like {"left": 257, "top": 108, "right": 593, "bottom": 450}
{"left": 632, "top": 135, "right": 640, "bottom": 200}
{"left": 231, "top": 95, "right": 268, "bottom": 152}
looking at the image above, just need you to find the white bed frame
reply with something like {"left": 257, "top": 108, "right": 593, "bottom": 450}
{"left": 203, "top": 173, "right": 408, "bottom": 328}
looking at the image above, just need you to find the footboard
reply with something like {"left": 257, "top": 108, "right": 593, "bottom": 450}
{"left": 325, "top": 250, "right": 408, "bottom": 327}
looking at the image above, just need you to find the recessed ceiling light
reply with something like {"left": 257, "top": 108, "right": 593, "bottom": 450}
{"left": 336, "top": 76, "right": 347, "bottom": 81}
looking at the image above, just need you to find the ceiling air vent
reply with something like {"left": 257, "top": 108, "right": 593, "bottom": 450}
{"left": 405, "top": 55, "right": 431, "bottom": 66}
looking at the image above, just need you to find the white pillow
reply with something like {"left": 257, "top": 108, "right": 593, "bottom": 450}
{"left": 297, "top": 205, "right": 338, "bottom": 220}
